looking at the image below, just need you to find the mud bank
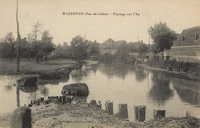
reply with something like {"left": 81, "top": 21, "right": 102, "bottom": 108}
{"left": 62, "top": 83, "right": 89, "bottom": 96}
{"left": 1, "top": 101, "right": 200, "bottom": 128}
{"left": 0, "top": 101, "right": 139, "bottom": 128}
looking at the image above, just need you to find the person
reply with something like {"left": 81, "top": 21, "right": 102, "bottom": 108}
{"left": 61, "top": 90, "right": 66, "bottom": 96}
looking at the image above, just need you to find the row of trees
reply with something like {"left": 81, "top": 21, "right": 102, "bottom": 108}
{"left": 54, "top": 37, "right": 149, "bottom": 63}
{"left": 54, "top": 36, "right": 99, "bottom": 59}
{"left": 0, "top": 21, "right": 177, "bottom": 62}
{"left": 0, "top": 22, "right": 55, "bottom": 62}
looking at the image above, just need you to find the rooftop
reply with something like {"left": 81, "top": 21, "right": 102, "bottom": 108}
{"left": 173, "top": 26, "right": 200, "bottom": 46}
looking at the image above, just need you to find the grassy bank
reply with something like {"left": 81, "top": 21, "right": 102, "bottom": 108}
{"left": 0, "top": 59, "right": 77, "bottom": 75}
{"left": 145, "top": 58, "right": 200, "bottom": 81}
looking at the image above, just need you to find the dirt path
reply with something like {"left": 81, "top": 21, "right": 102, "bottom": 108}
{"left": 0, "top": 101, "right": 139, "bottom": 128}
{"left": 1, "top": 100, "right": 199, "bottom": 128}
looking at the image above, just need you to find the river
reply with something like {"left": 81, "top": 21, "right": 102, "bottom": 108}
{"left": 0, "top": 62, "right": 199, "bottom": 121}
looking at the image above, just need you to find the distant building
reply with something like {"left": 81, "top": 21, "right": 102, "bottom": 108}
{"left": 99, "top": 38, "right": 126, "bottom": 55}
{"left": 163, "top": 49, "right": 171, "bottom": 60}
{"left": 171, "top": 26, "right": 200, "bottom": 62}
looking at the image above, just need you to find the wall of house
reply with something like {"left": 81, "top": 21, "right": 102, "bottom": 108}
{"left": 101, "top": 49, "right": 118, "bottom": 55}
{"left": 171, "top": 45, "right": 200, "bottom": 62}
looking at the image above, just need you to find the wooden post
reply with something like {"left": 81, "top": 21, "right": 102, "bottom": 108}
{"left": 105, "top": 100, "right": 113, "bottom": 115}
{"left": 134, "top": 105, "right": 146, "bottom": 122}
{"left": 154, "top": 110, "right": 165, "bottom": 119}
{"left": 186, "top": 111, "right": 191, "bottom": 117}
{"left": 10, "top": 107, "right": 32, "bottom": 128}
{"left": 58, "top": 96, "right": 62, "bottom": 102}
{"left": 61, "top": 96, "right": 66, "bottom": 104}
{"left": 97, "top": 101, "right": 102, "bottom": 109}
{"left": 40, "top": 97, "right": 44, "bottom": 102}
{"left": 118, "top": 104, "right": 128, "bottom": 118}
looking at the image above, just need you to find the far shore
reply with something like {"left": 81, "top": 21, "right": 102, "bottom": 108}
{"left": 0, "top": 58, "right": 77, "bottom": 75}
{"left": 139, "top": 64, "right": 200, "bottom": 81}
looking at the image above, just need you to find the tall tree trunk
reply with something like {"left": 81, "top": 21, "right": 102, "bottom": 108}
{"left": 36, "top": 46, "right": 38, "bottom": 63}
{"left": 16, "top": 0, "right": 21, "bottom": 71}
{"left": 28, "top": 50, "right": 31, "bottom": 61}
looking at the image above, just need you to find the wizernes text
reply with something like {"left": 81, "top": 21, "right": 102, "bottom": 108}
{"left": 62, "top": 12, "right": 140, "bottom": 17}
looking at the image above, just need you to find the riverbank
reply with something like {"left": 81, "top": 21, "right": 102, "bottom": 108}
{"left": 0, "top": 101, "right": 199, "bottom": 128}
{"left": 0, "top": 59, "right": 200, "bottom": 127}
{"left": 139, "top": 64, "right": 200, "bottom": 81}
{"left": 0, "top": 101, "right": 139, "bottom": 128}
{"left": 0, "top": 59, "right": 78, "bottom": 75}
{"left": 136, "top": 57, "right": 200, "bottom": 81}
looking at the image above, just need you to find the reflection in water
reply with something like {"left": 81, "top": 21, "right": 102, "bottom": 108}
{"left": 16, "top": 88, "right": 20, "bottom": 107}
{"left": 18, "top": 86, "right": 38, "bottom": 93}
{"left": 39, "top": 85, "right": 49, "bottom": 96}
{"left": 37, "top": 76, "right": 69, "bottom": 85}
{"left": 135, "top": 66, "right": 147, "bottom": 82}
{"left": 71, "top": 64, "right": 95, "bottom": 82}
{"left": 149, "top": 71, "right": 174, "bottom": 105}
{"left": 27, "top": 92, "right": 37, "bottom": 102}
{"left": 1, "top": 63, "right": 200, "bottom": 119}
{"left": 5, "top": 85, "right": 12, "bottom": 91}
{"left": 16, "top": 85, "right": 38, "bottom": 107}
{"left": 98, "top": 63, "right": 130, "bottom": 80}
{"left": 16, "top": 77, "right": 39, "bottom": 107}
{"left": 172, "top": 78, "right": 200, "bottom": 106}
{"left": 71, "top": 69, "right": 86, "bottom": 82}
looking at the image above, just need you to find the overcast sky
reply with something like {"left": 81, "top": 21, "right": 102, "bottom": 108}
{"left": 0, "top": 0, "right": 200, "bottom": 45}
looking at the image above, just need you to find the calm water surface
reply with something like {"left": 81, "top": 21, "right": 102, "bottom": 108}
{"left": 0, "top": 62, "right": 200, "bottom": 121}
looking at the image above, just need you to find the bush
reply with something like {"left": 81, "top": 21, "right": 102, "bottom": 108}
{"left": 147, "top": 58, "right": 200, "bottom": 77}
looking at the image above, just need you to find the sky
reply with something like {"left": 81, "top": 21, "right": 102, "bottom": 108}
{"left": 0, "top": 0, "right": 200, "bottom": 45}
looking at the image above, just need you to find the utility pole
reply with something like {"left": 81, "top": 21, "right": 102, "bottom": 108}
{"left": 16, "top": 0, "right": 21, "bottom": 72}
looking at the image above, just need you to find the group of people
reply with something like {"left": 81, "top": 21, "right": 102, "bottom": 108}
{"left": 61, "top": 89, "right": 73, "bottom": 104}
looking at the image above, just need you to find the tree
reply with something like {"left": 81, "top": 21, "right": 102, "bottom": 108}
{"left": 5, "top": 32, "right": 15, "bottom": 59}
{"left": 40, "top": 30, "right": 55, "bottom": 55}
{"left": 148, "top": 22, "right": 177, "bottom": 53}
{"left": 88, "top": 40, "right": 100, "bottom": 55}
{"left": 135, "top": 41, "right": 148, "bottom": 56}
{"left": 16, "top": 0, "right": 21, "bottom": 71}
{"left": 0, "top": 41, "right": 11, "bottom": 59}
{"left": 26, "top": 33, "right": 35, "bottom": 60}
{"left": 32, "top": 21, "right": 42, "bottom": 63}
{"left": 70, "top": 35, "right": 88, "bottom": 59}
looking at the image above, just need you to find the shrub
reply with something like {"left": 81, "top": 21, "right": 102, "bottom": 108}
{"left": 147, "top": 58, "right": 199, "bottom": 77}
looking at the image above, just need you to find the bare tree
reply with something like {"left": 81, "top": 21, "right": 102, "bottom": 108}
{"left": 27, "top": 33, "right": 34, "bottom": 61}
{"left": 32, "top": 21, "right": 42, "bottom": 63}
{"left": 5, "top": 32, "right": 15, "bottom": 59}
{"left": 16, "top": 0, "right": 21, "bottom": 71}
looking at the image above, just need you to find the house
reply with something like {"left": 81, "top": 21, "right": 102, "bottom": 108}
{"left": 163, "top": 49, "right": 171, "bottom": 60}
{"left": 170, "top": 26, "right": 200, "bottom": 62}
{"left": 99, "top": 38, "right": 126, "bottom": 55}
